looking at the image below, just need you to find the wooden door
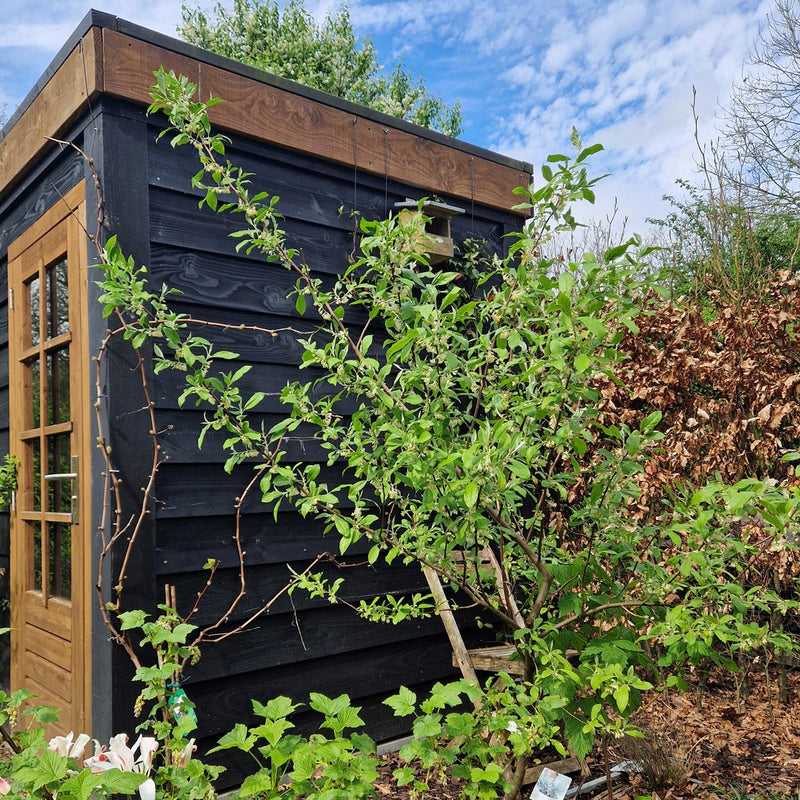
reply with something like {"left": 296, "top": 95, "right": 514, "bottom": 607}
{"left": 8, "top": 183, "right": 91, "bottom": 735}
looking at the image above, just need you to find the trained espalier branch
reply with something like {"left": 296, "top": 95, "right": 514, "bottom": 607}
{"left": 46, "top": 138, "right": 351, "bottom": 681}
{"left": 143, "top": 69, "right": 800, "bottom": 800}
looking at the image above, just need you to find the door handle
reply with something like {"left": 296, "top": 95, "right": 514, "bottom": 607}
{"left": 43, "top": 455, "right": 78, "bottom": 524}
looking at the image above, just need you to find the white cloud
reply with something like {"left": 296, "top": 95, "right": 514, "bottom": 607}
{"left": 0, "top": 22, "right": 75, "bottom": 50}
{"left": 0, "top": 0, "right": 778, "bottom": 232}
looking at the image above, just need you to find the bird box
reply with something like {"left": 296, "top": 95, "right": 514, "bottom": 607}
{"left": 394, "top": 199, "right": 465, "bottom": 264}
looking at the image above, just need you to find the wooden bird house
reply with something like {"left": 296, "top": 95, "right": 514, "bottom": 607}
{"left": 395, "top": 199, "right": 465, "bottom": 264}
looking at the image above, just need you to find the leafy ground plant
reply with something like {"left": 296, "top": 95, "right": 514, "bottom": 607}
{"left": 210, "top": 693, "right": 378, "bottom": 799}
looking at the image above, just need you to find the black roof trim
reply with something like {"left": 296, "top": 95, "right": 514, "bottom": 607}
{"left": 1, "top": 9, "right": 533, "bottom": 175}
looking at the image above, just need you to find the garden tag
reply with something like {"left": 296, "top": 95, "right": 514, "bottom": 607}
{"left": 168, "top": 686, "right": 198, "bottom": 727}
{"left": 530, "top": 767, "right": 571, "bottom": 800}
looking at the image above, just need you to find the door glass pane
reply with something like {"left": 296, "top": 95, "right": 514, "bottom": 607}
{"left": 30, "top": 441, "right": 41, "bottom": 513}
{"left": 28, "top": 276, "right": 40, "bottom": 346}
{"left": 47, "top": 348, "right": 70, "bottom": 425}
{"left": 46, "top": 260, "right": 69, "bottom": 340}
{"left": 49, "top": 521, "right": 71, "bottom": 599}
{"left": 31, "top": 358, "right": 40, "bottom": 428}
{"left": 46, "top": 433, "right": 72, "bottom": 514}
{"left": 31, "top": 521, "right": 42, "bottom": 591}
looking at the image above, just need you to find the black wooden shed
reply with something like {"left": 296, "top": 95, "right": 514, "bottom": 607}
{"left": 0, "top": 10, "right": 531, "bottom": 769}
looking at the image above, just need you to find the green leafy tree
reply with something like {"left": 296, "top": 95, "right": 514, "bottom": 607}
{"left": 178, "top": 0, "right": 462, "bottom": 137}
{"left": 95, "top": 70, "right": 799, "bottom": 800}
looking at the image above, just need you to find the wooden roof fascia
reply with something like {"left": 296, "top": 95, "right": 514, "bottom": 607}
{"left": 0, "top": 12, "right": 532, "bottom": 213}
{"left": 99, "top": 29, "right": 531, "bottom": 215}
{"left": 105, "top": 13, "right": 531, "bottom": 175}
{"left": 0, "top": 28, "right": 103, "bottom": 198}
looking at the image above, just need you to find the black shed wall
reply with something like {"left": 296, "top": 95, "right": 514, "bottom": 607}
{"left": 119, "top": 108, "right": 523, "bottom": 775}
{"left": 0, "top": 88, "right": 523, "bottom": 781}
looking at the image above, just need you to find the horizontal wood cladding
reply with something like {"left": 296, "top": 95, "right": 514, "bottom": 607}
{"left": 0, "top": 29, "right": 102, "bottom": 196}
{"left": 0, "top": 151, "right": 84, "bottom": 257}
{"left": 158, "top": 559, "right": 429, "bottom": 626}
{"left": 154, "top": 512, "right": 368, "bottom": 572}
{"left": 101, "top": 28, "right": 529, "bottom": 213}
{"left": 172, "top": 604, "right": 443, "bottom": 681}
{"left": 158, "top": 410, "right": 327, "bottom": 464}
{"left": 153, "top": 461, "right": 351, "bottom": 518}
{"left": 188, "top": 632, "right": 456, "bottom": 737}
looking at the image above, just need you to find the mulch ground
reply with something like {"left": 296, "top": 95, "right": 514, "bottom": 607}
{"left": 373, "top": 668, "right": 800, "bottom": 800}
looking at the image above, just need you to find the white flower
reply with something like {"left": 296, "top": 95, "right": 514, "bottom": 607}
{"left": 506, "top": 720, "right": 520, "bottom": 734}
{"left": 49, "top": 731, "right": 91, "bottom": 760}
{"left": 137, "top": 777, "right": 156, "bottom": 800}
{"left": 84, "top": 733, "right": 159, "bottom": 800}
{"left": 177, "top": 738, "right": 196, "bottom": 768}
{"left": 0, "top": 776, "right": 9, "bottom": 796}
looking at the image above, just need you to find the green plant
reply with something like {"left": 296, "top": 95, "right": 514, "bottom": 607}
{"left": 0, "top": 455, "right": 18, "bottom": 511}
{"left": 137, "top": 69, "right": 800, "bottom": 800}
{"left": 0, "top": 607, "right": 221, "bottom": 800}
{"left": 210, "top": 693, "right": 378, "bottom": 799}
{"left": 0, "top": 690, "right": 152, "bottom": 800}
{"left": 385, "top": 679, "right": 560, "bottom": 800}
{"left": 179, "top": 0, "right": 462, "bottom": 136}
{"left": 116, "top": 605, "right": 223, "bottom": 800}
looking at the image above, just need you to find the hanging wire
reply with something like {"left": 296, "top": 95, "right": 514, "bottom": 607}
{"left": 352, "top": 117, "right": 359, "bottom": 215}
{"left": 384, "top": 128, "right": 389, "bottom": 218}
{"left": 469, "top": 156, "right": 475, "bottom": 237}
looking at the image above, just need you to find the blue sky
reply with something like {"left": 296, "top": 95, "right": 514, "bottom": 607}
{"left": 0, "top": 0, "right": 774, "bottom": 232}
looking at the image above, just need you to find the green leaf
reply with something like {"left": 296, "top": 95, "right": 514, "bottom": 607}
{"left": 96, "top": 770, "right": 148, "bottom": 795}
{"left": 209, "top": 723, "right": 255, "bottom": 753}
{"left": 384, "top": 686, "right": 417, "bottom": 716}
{"left": 470, "top": 764, "right": 504, "bottom": 784}
{"left": 576, "top": 142, "right": 603, "bottom": 163}
{"left": 578, "top": 315, "right": 606, "bottom": 338}
{"left": 16, "top": 750, "right": 67, "bottom": 790}
{"left": 613, "top": 685, "right": 630, "bottom": 712}
{"left": 238, "top": 771, "right": 276, "bottom": 797}
{"left": 564, "top": 716, "right": 594, "bottom": 761}
{"left": 464, "top": 482, "right": 479, "bottom": 508}
{"left": 393, "top": 767, "right": 416, "bottom": 786}
{"left": 574, "top": 353, "right": 591, "bottom": 373}
{"left": 295, "top": 293, "right": 307, "bottom": 315}
{"left": 59, "top": 769, "right": 105, "bottom": 800}
{"left": 413, "top": 713, "right": 442, "bottom": 738}
{"left": 118, "top": 609, "right": 148, "bottom": 630}
{"left": 428, "top": 681, "right": 464, "bottom": 708}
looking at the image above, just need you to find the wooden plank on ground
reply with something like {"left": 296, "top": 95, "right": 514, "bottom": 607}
{"left": 461, "top": 644, "right": 525, "bottom": 675}
{"left": 524, "top": 757, "right": 581, "bottom": 786}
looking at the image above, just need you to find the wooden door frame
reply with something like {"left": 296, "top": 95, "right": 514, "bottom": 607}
{"left": 7, "top": 182, "right": 92, "bottom": 733}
